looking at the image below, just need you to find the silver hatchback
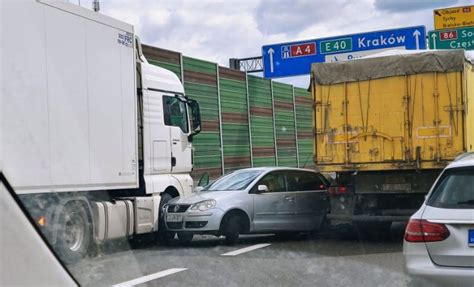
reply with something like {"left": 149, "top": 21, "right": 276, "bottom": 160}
{"left": 404, "top": 153, "right": 474, "bottom": 286}
{"left": 164, "top": 167, "right": 330, "bottom": 244}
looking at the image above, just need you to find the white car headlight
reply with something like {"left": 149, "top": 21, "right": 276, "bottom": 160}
{"left": 190, "top": 199, "right": 216, "bottom": 211}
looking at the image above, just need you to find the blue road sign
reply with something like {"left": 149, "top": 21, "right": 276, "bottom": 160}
{"left": 262, "top": 26, "right": 426, "bottom": 78}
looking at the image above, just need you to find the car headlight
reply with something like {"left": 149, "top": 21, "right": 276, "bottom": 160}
{"left": 190, "top": 199, "right": 216, "bottom": 211}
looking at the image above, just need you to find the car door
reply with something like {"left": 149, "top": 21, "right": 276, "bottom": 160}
{"left": 251, "top": 171, "right": 297, "bottom": 231}
{"left": 288, "top": 171, "right": 329, "bottom": 231}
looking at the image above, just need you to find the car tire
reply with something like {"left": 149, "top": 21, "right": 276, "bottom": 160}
{"left": 156, "top": 193, "right": 175, "bottom": 244}
{"left": 177, "top": 232, "right": 193, "bottom": 244}
{"left": 223, "top": 215, "right": 240, "bottom": 245}
{"left": 55, "top": 201, "right": 91, "bottom": 264}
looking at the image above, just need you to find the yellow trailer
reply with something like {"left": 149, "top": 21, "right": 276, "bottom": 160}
{"left": 311, "top": 50, "right": 473, "bottom": 228}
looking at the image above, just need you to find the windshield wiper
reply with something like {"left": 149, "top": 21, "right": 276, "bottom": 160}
{"left": 456, "top": 199, "right": 474, "bottom": 205}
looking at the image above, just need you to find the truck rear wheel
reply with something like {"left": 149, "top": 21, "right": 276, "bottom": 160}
{"left": 55, "top": 202, "right": 91, "bottom": 264}
{"left": 354, "top": 222, "right": 392, "bottom": 240}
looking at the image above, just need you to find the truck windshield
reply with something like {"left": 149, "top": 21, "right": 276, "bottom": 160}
{"left": 201, "top": 170, "right": 264, "bottom": 191}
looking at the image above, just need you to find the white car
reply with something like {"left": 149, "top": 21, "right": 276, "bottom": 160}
{"left": 403, "top": 152, "right": 474, "bottom": 286}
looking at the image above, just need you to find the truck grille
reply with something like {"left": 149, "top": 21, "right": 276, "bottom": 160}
{"left": 167, "top": 204, "right": 190, "bottom": 213}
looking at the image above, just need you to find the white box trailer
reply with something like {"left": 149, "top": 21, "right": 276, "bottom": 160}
{"left": 1, "top": 0, "right": 201, "bottom": 262}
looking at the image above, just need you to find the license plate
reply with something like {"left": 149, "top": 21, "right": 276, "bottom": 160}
{"left": 382, "top": 183, "right": 411, "bottom": 191}
{"left": 166, "top": 214, "right": 183, "bottom": 222}
{"left": 469, "top": 230, "right": 474, "bottom": 247}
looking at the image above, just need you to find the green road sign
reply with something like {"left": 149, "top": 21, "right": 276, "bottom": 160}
{"left": 428, "top": 27, "right": 474, "bottom": 50}
{"left": 320, "top": 38, "right": 352, "bottom": 54}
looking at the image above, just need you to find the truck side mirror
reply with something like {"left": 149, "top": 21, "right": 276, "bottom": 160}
{"left": 188, "top": 99, "right": 201, "bottom": 136}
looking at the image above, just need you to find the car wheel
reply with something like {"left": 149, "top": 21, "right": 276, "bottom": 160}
{"left": 55, "top": 202, "right": 91, "bottom": 264}
{"left": 177, "top": 232, "right": 193, "bottom": 244}
{"left": 156, "top": 193, "right": 175, "bottom": 244}
{"left": 223, "top": 215, "right": 240, "bottom": 245}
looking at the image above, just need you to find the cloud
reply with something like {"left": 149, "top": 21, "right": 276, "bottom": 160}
{"left": 96, "top": 0, "right": 473, "bottom": 88}
{"left": 374, "top": 0, "right": 460, "bottom": 13}
{"left": 255, "top": 0, "right": 350, "bottom": 35}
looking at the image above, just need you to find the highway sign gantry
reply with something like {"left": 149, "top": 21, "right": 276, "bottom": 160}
{"left": 262, "top": 26, "right": 426, "bottom": 78}
{"left": 434, "top": 5, "right": 474, "bottom": 30}
{"left": 429, "top": 27, "right": 474, "bottom": 50}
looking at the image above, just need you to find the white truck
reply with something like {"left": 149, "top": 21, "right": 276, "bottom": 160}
{"left": 1, "top": 0, "right": 201, "bottom": 262}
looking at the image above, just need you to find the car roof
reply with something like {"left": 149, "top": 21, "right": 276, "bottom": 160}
{"left": 446, "top": 152, "right": 474, "bottom": 169}
{"left": 233, "top": 167, "right": 319, "bottom": 173}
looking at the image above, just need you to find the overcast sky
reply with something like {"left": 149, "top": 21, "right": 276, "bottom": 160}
{"left": 87, "top": 0, "right": 472, "bottom": 87}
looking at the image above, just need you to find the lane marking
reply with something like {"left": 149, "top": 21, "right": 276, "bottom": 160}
{"left": 112, "top": 268, "right": 187, "bottom": 287}
{"left": 221, "top": 243, "right": 271, "bottom": 256}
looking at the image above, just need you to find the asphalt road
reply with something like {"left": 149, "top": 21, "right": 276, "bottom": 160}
{"left": 69, "top": 223, "right": 411, "bottom": 287}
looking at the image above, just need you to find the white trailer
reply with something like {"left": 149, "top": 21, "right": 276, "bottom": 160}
{"left": 1, "top": 0, "right": 201, "bottom": 262}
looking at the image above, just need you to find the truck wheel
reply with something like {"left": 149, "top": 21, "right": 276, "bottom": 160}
{"left": 156, "top": 193, "right": 175, "bottom": 243}
{"left": 354, "top": 222, "right": 392, "bottom": 240}
{"left": 55, "top": 202, "right": 91, "bottom": 264}
{"left": 177, "top": 232, "right": 193, "bottom": 244}
{"left": 223, "top": 215, "right": 240, "bottom": 245}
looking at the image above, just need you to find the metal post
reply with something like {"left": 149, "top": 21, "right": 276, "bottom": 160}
{"left": 292, "top": 86, "right": 300, "bottom": 167}
{"left": 245, "top": 73, "right": 254, "bottom": 167}
{"left": 216, "top": 65, "right": 225, "bottom": 175}
{"left": 270, "top": 80, "right": 279, "bottom": 166}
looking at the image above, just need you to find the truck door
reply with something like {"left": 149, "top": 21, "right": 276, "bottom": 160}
{"left": 143, "top": 90, "right": 172, "bottom": 174}
{"left": 162, "top": 95, "right": 192, "bottom": 173}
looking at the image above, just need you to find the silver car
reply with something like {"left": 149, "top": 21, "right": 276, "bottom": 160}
{"left": 403, "top": 152, "right": 474, "bottom": 286}
{"left": 164, "top": 167, "right": 330, "bottom": 244}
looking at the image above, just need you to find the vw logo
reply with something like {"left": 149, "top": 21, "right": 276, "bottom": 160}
{"left": 173, "top": 205, "right": 180, "bottom": 212}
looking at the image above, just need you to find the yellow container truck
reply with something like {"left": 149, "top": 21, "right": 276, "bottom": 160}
{"left": 311, "top": 50, "right": 473, "bottom": 231}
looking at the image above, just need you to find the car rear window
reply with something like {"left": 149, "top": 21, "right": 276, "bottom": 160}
{"left": 427, "top": 167, "right": 474, "bottom": 209}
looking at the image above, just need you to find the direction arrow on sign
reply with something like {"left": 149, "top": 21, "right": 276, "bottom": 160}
{"left": 428, "top": 27, "right": 474, "bottom": 50}
{"left": 268, "top": 48, "right": 275, "bottom": 73}
{"left": 262, "top": 26, "right": 426, "bottom": 78}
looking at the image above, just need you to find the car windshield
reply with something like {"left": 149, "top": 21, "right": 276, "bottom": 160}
{"left": 201, "top": 170, "right": 264, "bottom": 191}
{"left": 427, "top": 167, "right": 474, "bottom": 209}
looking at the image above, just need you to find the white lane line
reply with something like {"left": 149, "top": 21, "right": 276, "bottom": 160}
{"left": 221, "top": 243, "right": 271, "bottom": 256}
{"left": 112, "top": 268, "right": 187, "bottom": 287}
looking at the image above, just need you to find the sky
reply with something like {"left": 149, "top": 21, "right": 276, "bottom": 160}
{"left": 79, "top": 0, "right": 472, "bottom": 88}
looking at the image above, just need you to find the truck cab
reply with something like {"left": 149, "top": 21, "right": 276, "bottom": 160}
{"left": 137, "top": 50, "right": 201, "bottom": 198}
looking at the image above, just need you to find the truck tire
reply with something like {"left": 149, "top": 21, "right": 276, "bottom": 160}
{"left": 223, "top": 215, "right": 240, "bottom": 245}
{"left": 354, "top": 222, "right": 392, "bottom": 240}
{"left": 156, "top": 193, "right": 175, "bottom": 243}
{"left": 55, "top": 201, "right": 91, "bottom": 264}
{"left": 177, "top": 232, "right": 194, "bottom": 244}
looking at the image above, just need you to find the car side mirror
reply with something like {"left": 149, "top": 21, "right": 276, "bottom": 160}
{"left": 257, "top": 185, "right": 268, "bottom": 193}
{"left": 197, "top": 173, "right": 209, "bottom": 187}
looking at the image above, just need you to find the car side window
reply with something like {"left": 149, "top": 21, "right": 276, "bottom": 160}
{"left": 257, "top": 171, "right": 287, "bottom": 193}
{"left": 288, "top": 171, "right": 325, "bottom": 191}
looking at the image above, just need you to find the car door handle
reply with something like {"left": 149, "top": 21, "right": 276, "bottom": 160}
{"left": 284, "top": 196, "right": 294, "bottom": 201}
